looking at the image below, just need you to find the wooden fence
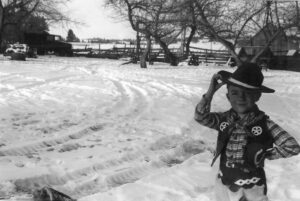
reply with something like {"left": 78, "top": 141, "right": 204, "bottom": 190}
{"left": 189, "top": 46, "right": 231, "bottom": 65}
{"left": 72, "top": 45, "right": 232, "bottom": 65}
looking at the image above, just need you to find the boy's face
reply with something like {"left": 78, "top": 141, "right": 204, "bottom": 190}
{"left": 227, "top": 85, "right": 261, "bottom": 115}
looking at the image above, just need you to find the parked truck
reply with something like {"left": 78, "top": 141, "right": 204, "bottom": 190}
{"left": 24, "top": 32, "right": 73, "bottom": 56}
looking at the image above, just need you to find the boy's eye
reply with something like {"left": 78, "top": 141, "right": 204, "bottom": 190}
{"left": 231, "top": 91, "right": 238, "bottom": 95}
{"left": 245, "top": 91, "right": 256, "bottom": 96}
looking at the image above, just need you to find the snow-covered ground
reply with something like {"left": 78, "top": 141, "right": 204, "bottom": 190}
{"left": 0, "top": 55, "right": 299, "bottom": 201}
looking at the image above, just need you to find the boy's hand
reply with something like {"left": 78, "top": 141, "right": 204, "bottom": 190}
{"left": 206, "top": 73, "right": 225, "bottom": 99}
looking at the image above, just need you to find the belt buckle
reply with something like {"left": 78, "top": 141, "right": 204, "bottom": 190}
{"left": 226, "top": 161, "right": 235, "bottom": 168}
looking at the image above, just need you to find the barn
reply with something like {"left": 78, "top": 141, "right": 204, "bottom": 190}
{"left": 237, "top": 24, "right": 300, "bottom": 70}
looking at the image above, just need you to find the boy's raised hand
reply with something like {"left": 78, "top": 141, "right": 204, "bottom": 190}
{"left": 206, "top": 73, "right": 225, "bottom": 99}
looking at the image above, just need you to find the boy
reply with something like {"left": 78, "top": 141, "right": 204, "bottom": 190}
{"left": 194, "top": 63, "right": 300, "bottom": 201}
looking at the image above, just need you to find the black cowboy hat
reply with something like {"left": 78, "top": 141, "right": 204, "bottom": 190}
{"left": 218, "top": 62, "right": 275, "bottom": 93}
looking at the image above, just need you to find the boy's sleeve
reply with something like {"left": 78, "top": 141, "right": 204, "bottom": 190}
{"left": 194, "top": 94, "right": 223, "bottom": 130}
{"left": 265, "top": 119, "right": 300, "bottom": 160}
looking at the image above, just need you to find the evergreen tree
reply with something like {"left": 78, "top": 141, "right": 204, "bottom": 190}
{"left": 66, "top": 29, "right": 80, "bottom": 42}
{"left": 0, "top": 0, "right": 73, "bottom": 48}
{"left": 22, "top": 15, "right": 49, "bottom": 33}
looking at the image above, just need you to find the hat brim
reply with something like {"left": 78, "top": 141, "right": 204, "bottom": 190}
{"left": 218, "top": 70, "right": 275, "bottom": 93}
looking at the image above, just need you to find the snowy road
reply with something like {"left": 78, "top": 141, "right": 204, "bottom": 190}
{"left": 0, "top": 56, "right": 300, "bottom": 201}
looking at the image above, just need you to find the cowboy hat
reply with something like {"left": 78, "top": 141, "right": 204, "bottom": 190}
{"left": 218, "top": 62, "right": 275, "bottom": 93}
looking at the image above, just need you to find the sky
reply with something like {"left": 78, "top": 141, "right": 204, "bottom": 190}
{"left": 49, "top": 0, "right": 136, "bottom": 40}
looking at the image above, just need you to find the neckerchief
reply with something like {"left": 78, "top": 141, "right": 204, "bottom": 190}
{"left": 210, "top": 105, "right": 267, "bottom": 167}
{"left": 226, "top": 105, "right": 266, "bottom": 136}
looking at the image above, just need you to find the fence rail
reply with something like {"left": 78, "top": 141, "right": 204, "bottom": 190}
{"left": 189, "top": 46, "right": 230, "bottom": 54}
{"left": 72, "top": 45, "right": 231, "bottom": 65}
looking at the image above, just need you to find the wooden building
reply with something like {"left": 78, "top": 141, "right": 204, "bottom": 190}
{"left": 250, "top": 24, "right": 298, "bottom": 52}
{"left": 237, "top": 24, "right": 300, "bottom": 69}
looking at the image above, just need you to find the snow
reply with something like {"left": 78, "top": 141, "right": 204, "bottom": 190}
{"left": 0, "top": 55, "right": 300, "bottom": 201}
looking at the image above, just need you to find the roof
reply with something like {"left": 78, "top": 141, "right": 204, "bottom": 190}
{"left": 252, "top": 23, "right": 285, "bottom": 40}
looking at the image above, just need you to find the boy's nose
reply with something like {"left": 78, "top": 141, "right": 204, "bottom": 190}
{"left": 238, "top": 92, "right": 247, "bottom": 100}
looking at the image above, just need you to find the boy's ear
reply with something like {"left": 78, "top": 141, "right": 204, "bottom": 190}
{"left": 255, "top": 92, "right": 262, "bottom": 102}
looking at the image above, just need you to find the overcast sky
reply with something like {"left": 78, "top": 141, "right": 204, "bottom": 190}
{"left": 49, "top": 0, "right": 135, "bottom": 40}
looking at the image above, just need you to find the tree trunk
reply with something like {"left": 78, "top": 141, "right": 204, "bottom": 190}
{"left": 185, "top": 25, "right": 196, "bottom": 57}
{"left": 229, "top": 49, "right": 243, "bottom": 66}
{"left": 140, "top": 35, "right": 151, "bottom": 68}
{"left": 0, "top": 3, "right": 4, "bottom": 51}
{"left": 155, "top": 36, "right": 178, "bottom": 66}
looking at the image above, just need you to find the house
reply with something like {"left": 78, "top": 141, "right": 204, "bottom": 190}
{"left": 249, "top": 24, "right": 298, "bottom": 53}
{"left": 237, "top": 24, "right": 300, "bottom": 69}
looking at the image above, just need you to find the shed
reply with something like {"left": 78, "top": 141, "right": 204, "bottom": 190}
{"left": 249, "top": 24, "right": 293, "bottom": 53}
{"left": 285, "top": 50, "right": 300, "bottom": 70}
{"left": 237, "top": 24, "right": 299, "bottom": 55}
{"left": 286, "top": 49, "right": 298, "bottom": 57}
{"left": 237, "top": 24, "right": 300, "bottom": 69}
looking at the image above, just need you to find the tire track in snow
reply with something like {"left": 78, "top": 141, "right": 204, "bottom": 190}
{"left": 107, "top": 79, "right": 133, "bottom": 117}
{"left": 13, "top": 147, "right": 160, "bottom": 194}
{"left": 12, "top": 139, "right": 207, "bottom": 198}
{"left": 0, "top": 124, "right": 105, "bottom": 157}
{"left": 70, "top": 140, "right": 207, "bottom": 198}
{"left": 147, "top": 80, "right": 197, "bottom": 101}
{"left": 1, "top": 62, "right": 208, "bottom": 199}
{"left": 0, "top": 74, "right": 81, "bottom": 94}
{"left": 13, "top": 148, "right": 149, "bottom": 193}
{"left": 108, "top": 79, "right": 152, "bottom": 123}
{"left": 121, "top": 81, "right": 152, "bottom": 121}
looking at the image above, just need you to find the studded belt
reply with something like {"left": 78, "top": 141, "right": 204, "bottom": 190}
{"left": 225, "top": 161, "right": 236, "bottom": 168}
{"left": 223, "top": 161, "right": 253, "bottom": 173}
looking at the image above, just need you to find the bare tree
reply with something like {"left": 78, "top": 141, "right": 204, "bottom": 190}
{"left": 192, "top": 0, "right": 300, "bottom": 65}
{"left": 0, "top": 1, "right": 3, "bottom": 43}
{"left": 107, "top": 0, "right": 299, "bottom": 67}
{"left": 106, "top": 0, "right": 185, "bottom": 67}
{"left": 175, "top": 0, "right": 198, "bottom": 57}
{"left": 0, "top": 0, "right": 73, "bottom": 49}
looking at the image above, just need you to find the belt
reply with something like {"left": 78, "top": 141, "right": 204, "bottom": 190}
{"left": 225, "top": 161, "right": 236, "bottom": 168}
{"left": 223, "top": 161, "right": 251, "bottom": 173}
